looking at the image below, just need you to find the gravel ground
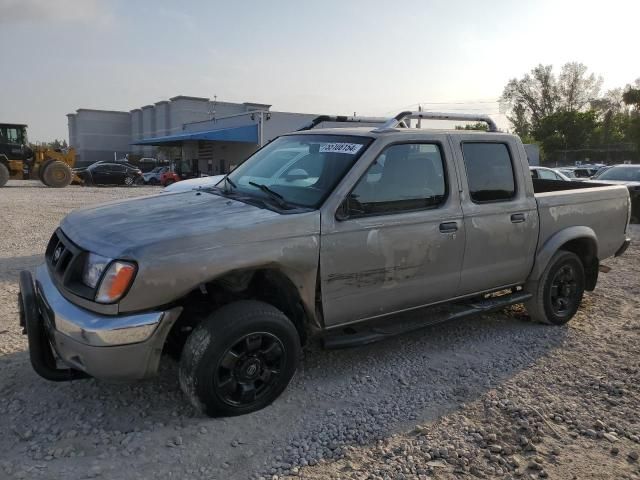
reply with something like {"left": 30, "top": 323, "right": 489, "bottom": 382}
{"left": 1, "top": 181, "right": 638, "bottom": 480}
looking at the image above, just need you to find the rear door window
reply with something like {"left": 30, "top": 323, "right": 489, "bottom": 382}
{"left": 461, "top": 143, "right": 516, "bottom": 202}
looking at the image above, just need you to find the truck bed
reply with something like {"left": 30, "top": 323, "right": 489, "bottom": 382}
{"left": 533, "top": 179, "right": 630, "bottom": 260}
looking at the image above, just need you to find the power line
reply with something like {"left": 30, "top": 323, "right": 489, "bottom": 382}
{"left": 380, "top": 100, "right": 502, "bottom": 116}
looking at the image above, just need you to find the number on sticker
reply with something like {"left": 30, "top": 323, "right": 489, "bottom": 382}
{"left": 319, "top": 143, "right": 363, "bottom": 155}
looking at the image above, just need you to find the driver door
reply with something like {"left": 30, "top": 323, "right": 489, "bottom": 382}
{"left": 90, "top": 165, "right": 110, "bottom": 184}
{"left": 319, "top": 141, "right": 465, "bottom": 327}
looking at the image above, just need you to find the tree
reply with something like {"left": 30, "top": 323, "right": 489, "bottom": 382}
{"left": 622, "top": 80, "right": 640, "bottom": 154}
{"left": 454, "top": 122, "right": 488, "bottom": 131}
{"left": 501, "top": 62, "right": 602, "bottom": 134}
{"left": 591, "top": 89, "right": 629, "bottom": 154}
{"left": 501, "top": 64, "right": 558, "bottom": 135}
{"left": 31, "top": 139, "right": 69, "bottom": 150}
{"left": 558, "top": 62, "right": 603, "bottom": 112}
{"left": 532, "top": 110, "right": 598, "bottom": 155}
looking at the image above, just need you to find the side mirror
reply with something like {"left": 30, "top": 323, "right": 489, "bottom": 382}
{"left": 335, "top": 194, "right": 365, "bottom": 221}
{"left": 335, "top": 199, "right": 350, "bottom": 221}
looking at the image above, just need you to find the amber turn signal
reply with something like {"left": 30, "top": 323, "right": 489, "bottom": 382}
{"left": 95, "top": 261, "right": 137, "bottom": 303}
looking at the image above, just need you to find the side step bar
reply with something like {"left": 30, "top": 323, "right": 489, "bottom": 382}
{"left": 323, "top": 291, "right": 532, "bottom": 349}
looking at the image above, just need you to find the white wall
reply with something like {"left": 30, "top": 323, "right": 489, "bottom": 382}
{"left": 72, "top": 110, "right": 131, "bottom": 166}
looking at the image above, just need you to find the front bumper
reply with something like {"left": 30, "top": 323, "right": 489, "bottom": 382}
{"left": 19, "top": 265, "right": 182, "bottom": 381}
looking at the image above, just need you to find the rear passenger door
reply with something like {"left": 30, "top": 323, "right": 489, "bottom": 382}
{"left": 452, "top": 137, "right": 539, "bottom": 294}
{"left": 319, "top": 140, "right": 466, "bottom": 327}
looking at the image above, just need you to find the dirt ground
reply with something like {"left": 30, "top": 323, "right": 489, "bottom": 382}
{"left": 0, "top": 181, "right": 638, "bottom": 480}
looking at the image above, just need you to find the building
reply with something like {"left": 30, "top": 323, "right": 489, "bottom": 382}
{"left": 67, "top": 109, "right": 131, "bottom": 165}
{"left": 67, "top": 96, "right": 320, "bottom": 170}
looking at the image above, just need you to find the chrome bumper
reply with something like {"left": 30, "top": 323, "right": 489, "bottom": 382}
{"left": 21, "top": 265, "right": 182, "bottom": 381}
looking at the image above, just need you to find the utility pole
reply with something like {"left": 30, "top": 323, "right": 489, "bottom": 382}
{"left": 417, "top": 104, "right": 422, "bottom": 129}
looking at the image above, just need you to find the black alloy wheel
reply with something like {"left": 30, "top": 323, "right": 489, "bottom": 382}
{"left": 549, "top": 263, "right": 579, "bottom": 317}
{"left": 178, "top": 300, "right": 301, "bottom": 417}
{"left": 214, "top": 332, "right": 285, "bottom": 407}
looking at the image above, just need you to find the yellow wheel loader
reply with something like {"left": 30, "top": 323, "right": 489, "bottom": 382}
{"left": 0, "top": 123, "right": 77, "bottom": 188}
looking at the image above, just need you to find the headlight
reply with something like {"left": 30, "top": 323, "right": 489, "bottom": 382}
{"left": 82, "top": 253, "right": 111, "bottom": 288}
{"left": 95, "top": 261, "right": 137, "bottom": 304}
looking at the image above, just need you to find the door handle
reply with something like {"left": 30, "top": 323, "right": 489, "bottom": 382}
{"left": 511, "top": 213, "right": 526, "bottom": 223}
{"left": 439, "top": 222, "right": 458, "bottom": 233}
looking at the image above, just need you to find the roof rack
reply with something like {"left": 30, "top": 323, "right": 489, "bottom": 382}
{"left": 297, "top": 115, "right": 403, "bottom": 131}
{"left": 377, "top": 111, "right": 498, "bottom": 132}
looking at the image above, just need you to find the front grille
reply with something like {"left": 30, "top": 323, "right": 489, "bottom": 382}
{"left": 45, "top": 229, "right": 93, "bottom": 299}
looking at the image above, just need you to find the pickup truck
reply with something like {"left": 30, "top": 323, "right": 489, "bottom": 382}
{"left": 19, "top": 111, "right": 632, "bottom": 417}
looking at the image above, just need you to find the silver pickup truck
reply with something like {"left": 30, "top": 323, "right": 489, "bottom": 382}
{"left": 19, "top": 112, "right": 632, "bottom": 417}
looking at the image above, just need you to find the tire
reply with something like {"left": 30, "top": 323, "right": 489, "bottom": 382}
{"left": 0, "top": 163, "right": 9, "bottom": 187}
{"left": 42, "top": 161, "right": 73, "bottom": 188}
{"left": 525, "top": 250, "right": 585, "bottom": 325}
{"left": 164, "top": 179, "right": 175, "bottom": 186}
{"left": 179, "top": 300, "right": 301, "bottom": 417}
{"left": 124, "top": 175, "right": 135, "bottom": 186}
{"left": 149, "top": 178, "right": 159, "bottom": 185}
{"left": 37, "top": 159, "right": 55, "bottom": 183}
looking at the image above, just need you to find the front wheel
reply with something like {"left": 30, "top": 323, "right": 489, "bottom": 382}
{"left": 41, "top": 161, "right": 73, "bottom": 188}
{"left": 525, "top": 250, "right": 585, "bottom": 325}
{"left": 179, "top": 300, "right": 301, "bottom": 417}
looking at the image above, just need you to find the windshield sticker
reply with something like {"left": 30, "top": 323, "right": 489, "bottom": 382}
{"left": 319, "top": 143, "right": 363, "bottom": 155}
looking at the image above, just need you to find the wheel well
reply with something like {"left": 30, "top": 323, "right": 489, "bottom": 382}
{"left": 559, "top": 237, "right": 598, "bottom": 291}
{"left": 165, "top": 268, "right": 310, "bottom": 357}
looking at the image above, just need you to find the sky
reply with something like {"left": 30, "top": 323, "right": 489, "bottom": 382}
{"left": 0, "top": 0, "right": 638, "bottom": 142}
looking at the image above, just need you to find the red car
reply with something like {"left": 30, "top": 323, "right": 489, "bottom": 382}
{"left": 160, "top": 170, "right": 181, "bottom": 187}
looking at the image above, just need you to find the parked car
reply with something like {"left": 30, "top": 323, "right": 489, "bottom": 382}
{"left": 529, "top": 166, "right": 571, "bottom": 181}
{"left": 74, "top": 162, "right": 143, "bottom": 186}
{"left": 587, "top": 164, "right": 640, "bottom": 222}
{"left": 163, "top": 174, "right": 225, "bottom": 193}
{"left": 564, "top": 165, "right": 606, "bottom": 180}
{"left": 19, "top": 112, "right": 631, "bottom": 417}
{"left": 556, "top": 168, "right": 578, "bottom": 179}
{"left": 142, "top": 166, "right": 169, "bottom": 185}
{"left": 159, "top": 170, "right": 180, "bottom": 187}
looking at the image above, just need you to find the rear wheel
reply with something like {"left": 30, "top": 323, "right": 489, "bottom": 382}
{"left": 179, "top": 300, "right": 301, "bottom": 417}
{"left": 124, "top": 175, "right": 135, "bottom": 186}
{"left": 42, "top": 161, "right": 72, "bottom": 188}
{"left": 525, "top": 250, "right": 585, "bottom": 325}
{"left": 0, "top": 163, "right": 9, "bottom": 187}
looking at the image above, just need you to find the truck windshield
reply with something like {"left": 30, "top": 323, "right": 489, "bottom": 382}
{"left": 595, "top": 166, "right": 640, "bottom": 182}
{"left": 226, "top": 134, "right": 373, "bottom": 208}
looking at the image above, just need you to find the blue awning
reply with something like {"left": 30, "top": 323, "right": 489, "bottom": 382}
{"left": 132, "top": 124, "right": 258, "bottom": 146}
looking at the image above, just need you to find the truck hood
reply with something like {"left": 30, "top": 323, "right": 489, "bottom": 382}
{"left": 60, "top": 191, "right": 320, "bottom": 259}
